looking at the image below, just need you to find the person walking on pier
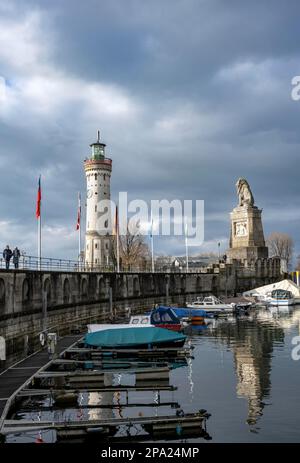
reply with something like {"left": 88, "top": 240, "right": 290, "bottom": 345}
{"left": 12, "top": 247, "right": 21, "bottom": 269}
{"left": 3, "top": 245, "right": 12, "bottom": 270}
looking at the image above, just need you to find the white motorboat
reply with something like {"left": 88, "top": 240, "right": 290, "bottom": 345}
{"left": 243, "top": 279, "right": 300, "bottom": 305}
{"left": 266, "top": 289, "right": 295, "bottom": 307}
{"left": 186, "top": 295, "right": 234, "bottom": 314}
{"left": 87, "top": 307, "right": 183, "bottom": 333}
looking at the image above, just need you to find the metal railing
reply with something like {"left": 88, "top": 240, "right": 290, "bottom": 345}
{"left": 0, "top": 255, "right": 107, "bottom": 272}
{"left": 0, "top": 255, "right": 220, "bottom": 273}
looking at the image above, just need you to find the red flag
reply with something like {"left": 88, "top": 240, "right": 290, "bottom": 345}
{"left": 36, "top": 176, "right": 41, "bottom": 219}
{"left": 76, "top": 193, "right": 81, "bottom": 230}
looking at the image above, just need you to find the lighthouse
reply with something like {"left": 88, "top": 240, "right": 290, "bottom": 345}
{"left": 84, "top": 131, "right": 112, "bottom": 268}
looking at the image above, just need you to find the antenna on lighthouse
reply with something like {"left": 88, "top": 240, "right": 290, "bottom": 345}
{"left": 97, "top": 130, "right": 100, "bottom": 142}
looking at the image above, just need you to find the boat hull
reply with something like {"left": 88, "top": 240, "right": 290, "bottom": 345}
{"left": 267, "top": 299, "right": 295, "bottom": 306}
{"left": 84, "top": 326, "right": 187, "bottom": 349}
{"left": 171, "top": 307, "right": 208, "bottom": 319}
{"left": 154, "top": 323, "right": 182, "bottom": 332}
{"left": 187, "top": 304, "right": 233, "bottom": 313}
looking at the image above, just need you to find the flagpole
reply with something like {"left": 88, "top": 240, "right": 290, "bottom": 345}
{"left": 77, "top": 191, "right": 81, "bottom": 270}
{"left": 151, "top": 212, "right": 154, "bottom": 273}
{"left": 116, "top": 206, "right": 120, "bottom": 273}
{"left": 78, "top": 192, "right": 81, "bottom": 270}
{"left": 38, "top": 176, "right": 42, "bottom": 271}
{"left": 38, "top": 216, "right": 41, "bottom": 270}
{"left": 185, "top": 221, "right": 189, "bottom": 273}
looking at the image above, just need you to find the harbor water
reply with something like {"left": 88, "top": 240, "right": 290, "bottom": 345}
{"left": 7, "top": 305, "right": 300, "bottom": 443}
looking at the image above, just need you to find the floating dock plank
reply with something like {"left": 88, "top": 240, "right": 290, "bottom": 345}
{"left": 49, "top": 359, "right": 173, "bottom": 368}
{"left": 66, "top": 347, "right": 191, "bottom": 354}
{"left": 17, "top": 384, "right": 176, "bottom": 396}
{"left": 2, "top": 412, "right": 205, "bottom": 435}
{"left": 17, "top": 401, "right": 180, "bottom": 412}
{"left": 36, "top": 366, "right": 170, "bottom": 378}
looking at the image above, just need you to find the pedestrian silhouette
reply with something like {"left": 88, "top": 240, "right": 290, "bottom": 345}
{"left": 12, "top": 247, "right": 21, "bottom": 269}
{"left": 3, "top": 245, "right": 12, "bottom": 270}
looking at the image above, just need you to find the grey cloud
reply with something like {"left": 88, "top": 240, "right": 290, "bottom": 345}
{"left": 0, "top": 0, "right": 299, "bottom": 260}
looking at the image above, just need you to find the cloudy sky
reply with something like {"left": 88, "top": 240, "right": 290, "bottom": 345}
{"left": 0, "top": 0, "right": 299, "bottom": 262}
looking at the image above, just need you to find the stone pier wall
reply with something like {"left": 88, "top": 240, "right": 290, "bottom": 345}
{"left": 0, "top": 258, "right": 281, "bottom": 368}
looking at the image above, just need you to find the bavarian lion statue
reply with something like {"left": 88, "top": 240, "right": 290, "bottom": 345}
{"left": 236, "top": 178, "right": 254, "bottom": 207}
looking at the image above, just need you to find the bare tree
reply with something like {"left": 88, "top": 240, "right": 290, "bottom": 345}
{"left": 111, "top": 220, "right": 150, "bottom": 271}
{"left": 267, "top": 232, "right": 294, "bottom": 270}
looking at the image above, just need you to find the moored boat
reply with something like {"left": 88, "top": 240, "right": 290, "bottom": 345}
{"left": 169, "top": 306, "right": 209, "bottom": 319}
{"left": 88, "top": 306, "right": 182, "bottom": 334}
{"left": 84, "top": 326, "right": 187, "bottom": 349}
{"left": 186, "top": 296, "right": 234, "bottom": 314}
{"left": 243, "top": 279, "right": 300, "bottom": 305}
{"left": 148, "top": 306, "right": 183, "bottom": 331}
{"left": 266, "top": 289, "right": 295, "bottom": 307}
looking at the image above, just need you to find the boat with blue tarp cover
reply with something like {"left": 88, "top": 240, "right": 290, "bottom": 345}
{"left": 156, "top": 305, "right": 209, "bottom": 319}
{"left": 84, "top": 326, "right": 187, "bottom": 349}
{"left": 149, "top": 306, "right": 182, "bottom": 331}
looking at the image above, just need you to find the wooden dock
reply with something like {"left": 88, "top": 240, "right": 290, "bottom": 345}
{"left": 0, "top": 335, "right": 82, "bottom": 418}
{"left": 0, "top": 332, "right": 211, "bottom": 442}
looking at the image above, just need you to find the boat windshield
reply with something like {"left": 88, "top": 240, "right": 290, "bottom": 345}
{"left": 130, "top": 316, "right": 149, "bottom": 324}
{"left": 271, "top": 289, "right": 292, "bottom": 299}
{"left": 203, "top": 296, "right": 223, "bottom": 304}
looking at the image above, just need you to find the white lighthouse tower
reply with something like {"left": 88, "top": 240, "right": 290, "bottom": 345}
{"left": 84, "top": 131, "right": 112, "bottom": 268}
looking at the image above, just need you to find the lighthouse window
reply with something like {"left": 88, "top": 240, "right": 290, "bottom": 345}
{"left": 104, "top": 220, "right": 108, "bottom": 228}
{"left": 95, "top": 259, "right": 98, "bottom": 264}
{"left": 95, "top": 243, "right": 98, "bottom": 249}
{"left": 95, "top": 205, "right": 97, "bottom": 212}
{"left": 104, "top": 174, "right": 106, "bottom": 181}
{"left": 95, "top": 174, "right": 97, "bottom": 181}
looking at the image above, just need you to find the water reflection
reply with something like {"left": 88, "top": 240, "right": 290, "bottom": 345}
{"left": 6, "top": 306, "right": 300, "bottom": 443}
{"left": 87, "top": 373, "right": 115, "bottom": 421}
{"left": 197, "top": 306, "right": 300, "bottom": 428}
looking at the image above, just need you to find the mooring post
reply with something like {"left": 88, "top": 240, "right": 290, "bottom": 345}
{"left": 109, "top": 286, "right": 113, "bottom": 317}
{"left": 42, "top": 290, "right": 48, "bottom": 333}
{"left": 166, "top": 282, "right": 169, "bottom": 305}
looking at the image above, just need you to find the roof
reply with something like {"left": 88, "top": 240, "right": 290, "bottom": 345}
{"left": 243, "top": 279, "right": 300, "bottom": 298}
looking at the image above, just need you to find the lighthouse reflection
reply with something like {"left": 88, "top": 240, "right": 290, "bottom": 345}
{"left": 87, "top": 373, "right": 115, "bottom": 421}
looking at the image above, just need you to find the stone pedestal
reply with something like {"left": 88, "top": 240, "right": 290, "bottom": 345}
{"left": 227, "top": 205, "right": 268, "bottom": 263}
